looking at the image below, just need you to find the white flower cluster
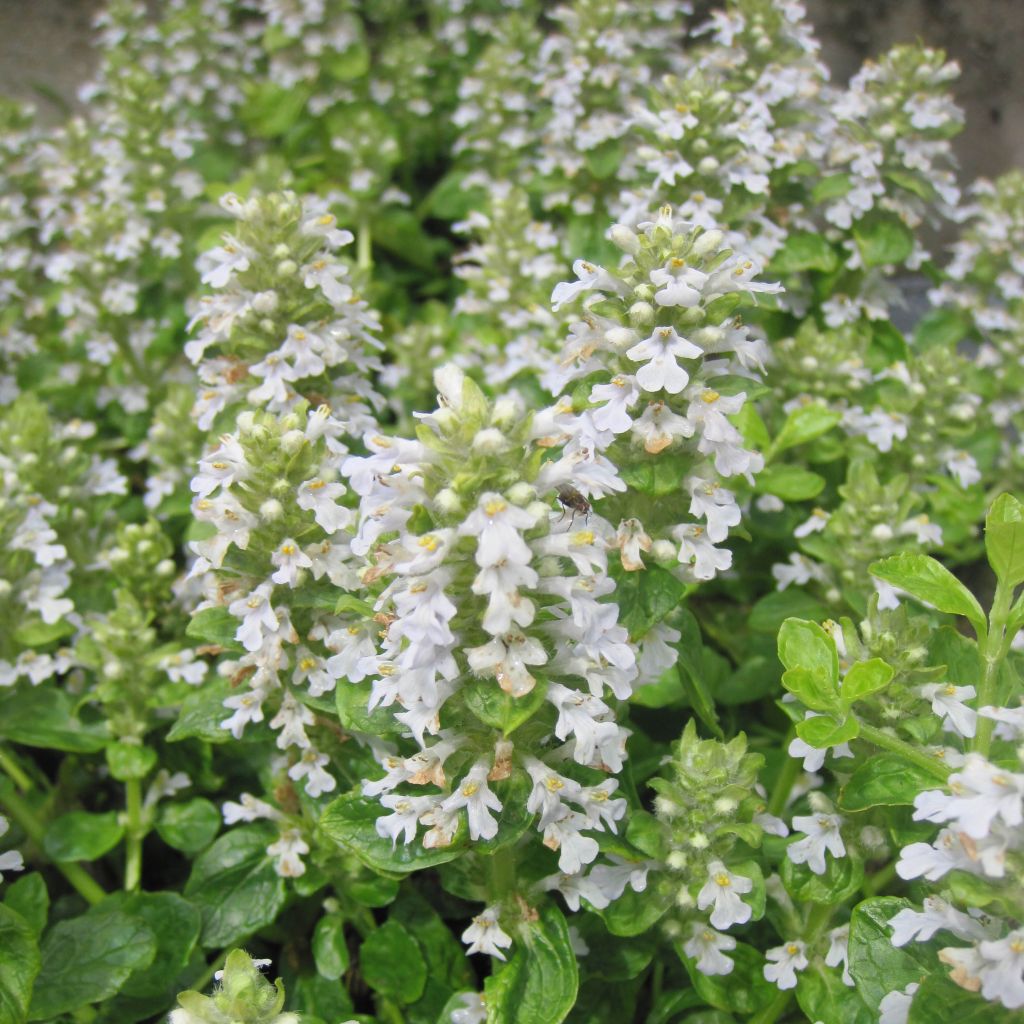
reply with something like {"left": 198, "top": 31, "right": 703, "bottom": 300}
{"left": 891, "top": 715, "right": 1024, "bottom": 1010}
{"left": 547, "top": 206, "right": 779, "bottom": 582}
{"left": 344, "top": 365, "right": 647, "bottom": 947}
{"left": 187, "top": 191, "right": 383, "bottom": 430}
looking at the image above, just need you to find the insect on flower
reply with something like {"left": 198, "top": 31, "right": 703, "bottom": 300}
{"left": 556, "top": 484, "right": 591, "bottom": 527}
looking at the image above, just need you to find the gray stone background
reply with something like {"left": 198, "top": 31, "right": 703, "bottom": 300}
{"left": 0, "top": 0, "right": 1021, "bottom": 184}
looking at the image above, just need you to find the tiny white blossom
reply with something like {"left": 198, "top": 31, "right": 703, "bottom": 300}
{"left": 461, "top": 906, "right": 514, "bottom": 960}
{"left": 788, "top": 813, "right": 846, "bottom": 874}
{"left": 763, "top": 940, "right": 808, "bottom": 990}
{"left": 697, "top": 860, "right": 753, "bottom": 929}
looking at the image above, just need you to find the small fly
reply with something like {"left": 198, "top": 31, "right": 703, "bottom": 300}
{"left": 556, "top": 484, "right": 591, "bottom": 527}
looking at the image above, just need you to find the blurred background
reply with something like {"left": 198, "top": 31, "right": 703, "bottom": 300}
{"left": 0, "top": 0, "right": 1020, "bottom": 184}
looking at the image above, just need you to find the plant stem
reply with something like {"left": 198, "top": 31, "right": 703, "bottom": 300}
{"left": 975, "top": 576, "right": 1013, "bottom": 758}
{"left": 488, "top": 847, "right": 517, "bottom": 901}
{"left": 864, "top": 860, "right": 898, "bottom": 896}
{"left": 124, "top": 777, "right": 143, "bottom": 891}
{"left": 0, "top": 785, "right": 106, "bottom": 905}
{"left": 0, "top": 746, "right": 33, "bottom": 793}
{"left": 357, "top": 217, "right": 372, "bottom": 272}
{"left": 749, "top": 989, "right": 792, "bottom": 1024}
{"left": 857, "top": 724, "right": 950, "bottom": 781}
{"left": 191, "top": 950, "right": 227, "bottom": 994}
{"left": 767, "top": 733, "right": 800, "bottom": 818}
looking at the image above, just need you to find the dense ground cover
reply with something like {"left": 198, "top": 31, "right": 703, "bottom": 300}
{"left": 1, "top": 2, "right": 1024, "bottom": 1022}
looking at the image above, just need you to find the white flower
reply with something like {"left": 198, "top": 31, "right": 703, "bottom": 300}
{"left": 650, "top": 259, "right": 707, "bottom": 307}
{"left": 794, "top": 508, "right": 829, "bottom": 538}
{"left": 942, "top": 448, "right": 981, "bottom": 488}
{"left": 763, "top": 940, "right": 808, "bottom": 990}
{"left": 222, "top": 793, "right": 280, "bottom": 825}
{"left": 228, "top": 583, "right": 280, "bottom": 652}
{"left": 825, "top": 925, "right": 853, "bottom": 986}
{"left": 288, "top": 749, "right": 336, "bottom": 797}
{"left": 0, "top": 815, "right": 24, "bottom": 882}
{"left": 696, "top": 861, "right": 753, "bottom": 929}
{"left": 442, "top": 762, "right": 503, "bottom": 841}
{"left": 267, "top": 828, "right": 309, "bottom": 878}
{"left": 878, "top": 983, "right": 918, "bottom": 1024}
{"left": 674, "top": 524, "right": 732, "bottom": 581}
{"left": 898, "top": 514, "right": 943, "bottom": 546}
{"left": 889, "top": 896, "right": 993, "bottom": 947}
{"left": 683, "top": 922, "right": 736, "bottom": 976}
{"left": 270, "top": 538, "right": 314, "bottom": 587}
{"left": 788, "top": 813, "right": 846, "bottom": 875}
{"left": 461, "top": 906, "right": 514, "bottom": 960}
{"left": 269, "top": 692, "right": 315, "bottom": 750}
{"left": 543, "top": 812, "right": 600, "bottom": 874}
{"left": 297, "top": 478, "right": 351, "bottom": 532}
{"left": 973, "top": 929, "right": 1024, "bottom": 1009}
{"left": 221, "top": 690, "right": 266, "bottom": 739}
{"left": 376, "top": 795, "right": 438, "bottom": 846}
{"left": 912, "top": 754, "right": 1024, "bottom": 840}
{"left": 626, "top": 325, "right": 703, "bottom": 394}
{"left": 918, "top": 683, "right": 977, "bottom": 738}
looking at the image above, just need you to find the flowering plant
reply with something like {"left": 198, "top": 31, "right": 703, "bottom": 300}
{"left": 1, "top": 2, "right": 1023, "bottom": 1023}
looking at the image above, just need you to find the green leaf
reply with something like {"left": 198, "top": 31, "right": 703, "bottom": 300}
{"left": 679, "top": 941, "right": 775, "bottom": 1015}
{"left": 585, "top": 140, "right": 624, "bottom": 180}
{"left": 360, "top": 920, "right": 426, "bottom": 1004}
{"left": 848, "top": 897, "right": 940, "bottom": 1010}
{"left": 3, "top": 874, "right": 47, "bottom": 938}
{"left": 0, "top": 687, "right": 107, "bottom": 753}
{"left": 771, "top": 404, "right": 842, "bottom": 455}
{"left": 105, "top": 742, "right": 157, "bottom": 782}
{"left": 778, "top": 619, "right": 838, "bottom": 683}
{"left": 323, "top": 41, "right": 369, "bottom": 81}
{"left": 319, "top": 791, "right": 464, "bottom": 874}
{"left": 749, "top": 590, "right": 827, "bottom": 634}
{"left": 312, "top": 914, "right": 349, "bottom": 981}
{"left": 422, "top": 170, "right": 487, "bottom": 221}
{"left": 913, "top": 307, "right": 969, "bottom": 351}
{"left": 734, "top": 403, "right": 771, "bottom": 451}
{"left": 795, "top": 713, "right": 859, "bottom": 748}
{"left": 781, "top": 851, "right": 864, "bottom": 905}
{"left": 595, "top": 884, "right": 667, "bottom": 937}
{"left": 105, "top": 892, "right": 201, "bottom": 1002}
{"left": 166, "top": 675, "right": 234, "bottom": 743}
{"left": 42, "top": 811, "right": 123, "bottom": 863}
{"left": 28, "top": 907, "right": 156, "bottom": 1020}
{"left": 852, "top": 211, "right": 914, "bottom": 267}
{"left": 839, "top": 754, "right": 940, "bottom": 811}
{"left": 11, "top": 618, "right": 74, "bottom": 648}
{"left": 783, "top": 666, "right": 842, "bottom": 713}
{"left": 241, "top": 82, "right": 312, "bottom": 138}
{"left": 870, "top": 553, "right": 985, "bottom": 632}
{"left": 0, "top": 904, "right": 39, "bottom": 1024}
{"left": 796, "top": 963, "right": 875, "bottom": 1024}
{"left": 770, "top": 232, "right": 838, "bottom": 274}
{"left": 908, "top": 972, "right": 1020, "bottom": 1023}
{"left": 618, "top": 458, "right": 686, "bottom": 497}
{"left": 484, "top": 904, "right": 578, "bottom": 1024}
{"left": 610, "top": 563, "right": 686, "bottom": 640}
{"left": 629, "top": 666, "right": 686, "bottom": 708}
{"left": 336, "top": 679, "right": 405, "bottom": 737}
{"left": 754, "top": 465, "right": 826, "bottom": 501}
{"left": 464, "top": 677, "right": 548, "bottom": 736}
{"left": 185, "top": 607, "right": 242, "bottom": 651}
{"left": 183, "top": 824, "right": 287, "bottom": 948}
{"left": 840, "top": 658, "right": 894, "bottom": 703}
{"left": 986, "top": 493, "right": 1024, "bottom": 586}
{"left": 155, "top": 798, "right": 221, "bottom": 854}
{"left": 812, "top": 173, "right": 852, "bottom": 202}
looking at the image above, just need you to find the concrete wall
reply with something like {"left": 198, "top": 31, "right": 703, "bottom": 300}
{"left": 0, "top": 0, "right": 1021, "bottom": 182}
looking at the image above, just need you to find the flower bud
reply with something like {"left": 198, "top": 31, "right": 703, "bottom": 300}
{"left": 260, "top": 499, "right": 284, "bottom": 522}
